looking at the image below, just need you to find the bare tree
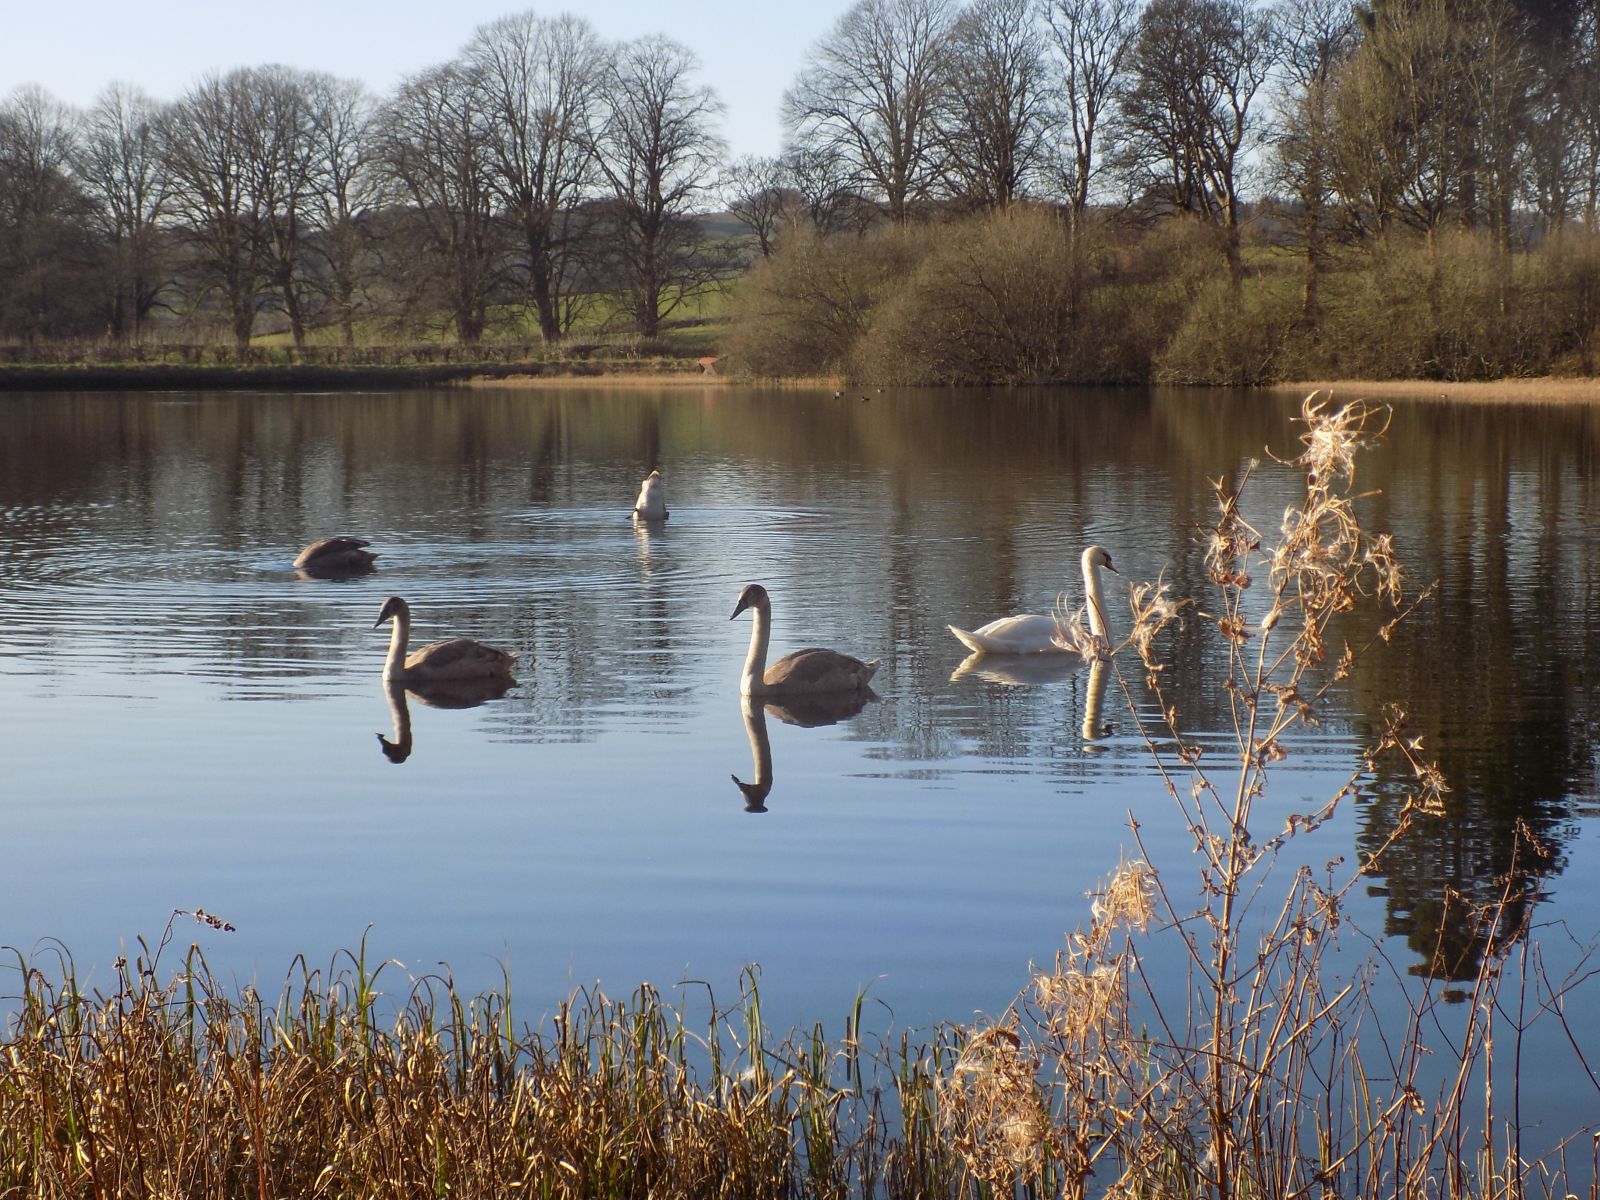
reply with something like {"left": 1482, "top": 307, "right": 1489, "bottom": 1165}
{"left": 936, "top": 0, "right": 1053, "bottom": 208}
{"left": 246, "top": 65, "right": 323, "bottom": 351}
{"left": 1271, "top": 0, "right": 1358, "bottom": 319}
{"left": 593, "top": 35, "right": 726, "bottom": 338}
{"left": 378, "top": 61, "right": 503, "bottom": 346}
{"left": 723, "top": 154, "right": 792, "bottom": 256}
{"left": 1330, "top": 0, "right": 1483, "bottom": 238}
{"left": 1460, "top": 0, "right": 1535, "bottom": 253}
{"left": 468, "top": 11, "right": 608, "bottom": 343}
{"left": 784, "top": 0, "right": 957, "bottom": 222}
{"left": 160, "top": 71, "right": 275, "bottom": 347}
{"left": 0, "top": 86, "right": 96, "bottom": 342}
{"left": 1044, "top": 0, "right": 1139, "bottom": 232}
{"left": 301, "top": 73, "right": 385, "bottom": 346}
{"left": 1119, "top": 0, "right": 1278, "bottom": 283}
{"left": 77, "top": 83, "right": 170, "bottom": 341}
{"left": 780, "top": 141, "right": 874, "bottom": 235}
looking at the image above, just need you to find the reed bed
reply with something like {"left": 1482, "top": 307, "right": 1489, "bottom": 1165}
{"left": 3, "top": 396, "right": 1596, "bottom": 1199}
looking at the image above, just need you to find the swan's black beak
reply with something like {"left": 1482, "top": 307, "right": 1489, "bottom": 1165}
{"left": 730, "top": 597, "right": 751, "bottom": 620}
{"left": 1105, "top": 556, "right": 1120, "bottom": 575}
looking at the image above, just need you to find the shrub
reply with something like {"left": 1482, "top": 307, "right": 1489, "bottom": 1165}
{"left": 720, "top": 226, "right": 930, "bottom": 378}
{"left": 852, "top": 207, "right": 1092, "bottom": 386}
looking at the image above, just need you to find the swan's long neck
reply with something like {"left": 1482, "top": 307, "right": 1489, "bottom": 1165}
{"left": 1082, "top": 552, "right": 1110, "bottom": 642}
{"left": 742, "top": 601, "right": 772, "bottom": 696}
{"left": 383, "top": 610, "right": 411, "bottom": 679}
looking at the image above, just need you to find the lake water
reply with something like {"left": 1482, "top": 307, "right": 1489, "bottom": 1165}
{"left": 2, "top": 384, "right": 1599, "bottom": 1077}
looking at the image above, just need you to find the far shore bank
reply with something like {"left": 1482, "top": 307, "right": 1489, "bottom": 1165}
{"left": 0, "top": 360, "right": 720, "bottom": 392}
{"left": 3, "top": 362, "right": 1597, "bottom": 399}
{"left": 1273, "top": 377, "right": 1600, "bottom": 403}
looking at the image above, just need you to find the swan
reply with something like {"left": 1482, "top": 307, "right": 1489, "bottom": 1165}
{"left": 632, "top": 469, "right": 668, "bottom": 521}
{"left": 730, "top": 583, "right": 879, "bottom": 697}
{"left": 294, "top": 536, "right": 377, "bottom": 572}
{"left": 947, "top": 545, "right": 1118, "bottom": 656}
{"left": 373, "top": 596, "right": 517, "bottom": 683}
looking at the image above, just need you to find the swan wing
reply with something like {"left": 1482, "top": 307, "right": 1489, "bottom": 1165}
{"left": 294, "top": 536, "right": 375, "bottom": 568}
{"left": 765, "top": 647, "right": 878, "bottom": 693}
{"left": 946, "top": 613, "right": 1063, "bottom": 655}
{"left": 405, "top": 638, "right": 516, "bottom": 677}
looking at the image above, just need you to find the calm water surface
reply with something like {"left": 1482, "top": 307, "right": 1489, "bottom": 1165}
{"left": 2, "top": 385, "right": 1599, "bottom": 1064}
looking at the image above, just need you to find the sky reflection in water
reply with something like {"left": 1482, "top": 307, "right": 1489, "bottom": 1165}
{"left": 1, "top": 385, "right": 1598, "bottom": 1071}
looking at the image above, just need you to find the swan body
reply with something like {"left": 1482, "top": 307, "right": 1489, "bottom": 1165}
{"left": 632, "top": 470, "right": 668, "bottom": 520}
{"left": 730, "top": 583, "right": 879, "bottom": 697}
{"left": 947, "top": 545, "right": 1118, "bottom": 656}
{"left": 295, "top": 536, "right": 377, "bottom": 572}
{"left": 373, "top": 596, "right": 516, "bottom": 683}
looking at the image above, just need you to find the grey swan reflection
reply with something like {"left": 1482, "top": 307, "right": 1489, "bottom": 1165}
{"left": 632, "top": 469, "right": 668, "bottom": 521}
{"left": 373, "top": 596, "right": 517, "bottom": 683}
{"left": 378, "top": 675, "right": 516, "bottom": 765}
{"left": 731, "top": 690, "right": 875, "bottom": 813}
{"left": 730, "top": 583, "right": 879, "bottom": 697}
{"left": 294, "top": 536, "right": 378, "bottom": 578}
{"left": 948, "top": 546, "right": 1118, "bottom": 656}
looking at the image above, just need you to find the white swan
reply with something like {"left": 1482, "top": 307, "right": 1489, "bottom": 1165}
{"left": 294, "top": 536, "right": 377, "bottom": 572}
{"left": 373, "top": 596, "right": 516, "bottom": 682}
{"left": 947, "top": 545, "right": 1118, "bottom": 656}
{"left": 730, "top": 583, "right": 879, "bottom": 697}
{"left": 632, "top": 469, "right": 668, "bottom": 520}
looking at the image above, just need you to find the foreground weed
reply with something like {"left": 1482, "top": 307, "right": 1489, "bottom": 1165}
{"left": 938, "top": 393, "right": 1599, "bottom": 1199}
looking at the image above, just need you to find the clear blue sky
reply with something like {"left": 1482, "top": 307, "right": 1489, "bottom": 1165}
{"left": 2, "top": 0, "right": 857, "bottom": 158}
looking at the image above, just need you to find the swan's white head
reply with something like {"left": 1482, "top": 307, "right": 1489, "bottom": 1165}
{"left": 373, "top": 595, "right": 410, "bottom": 627}
{"left": 1083, "top": 546, "right": 1117, "bottom": 575}
{"left": 730, "top": 583, "right": 770, "bottom": 620}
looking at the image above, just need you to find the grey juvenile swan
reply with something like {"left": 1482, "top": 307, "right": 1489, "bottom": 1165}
{"left": 373, "top": 596, "right": 516, "bottom": 683}
{"left": 730, "top": 583, "right": 879, "bottom": 697}
{"left": 947, "top": 545, "right": 1118, "bottom": 656}
{"left": 295, "top": 536, "right": 377, "bottom": 572}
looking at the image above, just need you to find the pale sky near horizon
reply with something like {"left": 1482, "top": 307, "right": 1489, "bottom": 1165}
{"left": 1, "top": 0, "right": 857, "bottom": 158}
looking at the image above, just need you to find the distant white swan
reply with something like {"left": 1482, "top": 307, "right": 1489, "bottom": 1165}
{"left": 632, "top": 469, "right": 668, "bottom": 520}
{"left": 373, "top": 596, "right": 516, "bottom": 682}
{"left": 730, "top": 583, "right": 879, "bottom": 697}
{"left": 294, "top": 536, "right": 377, "bottom": 572}
{"left": 947, "top": 545, "right": 1118, "bottom": 656}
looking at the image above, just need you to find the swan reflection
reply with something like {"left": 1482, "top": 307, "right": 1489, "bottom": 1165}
{"left": 950, "top": 652, "right": 1084, "bottom": 686}
{"left": 377, "top": 675, "right": 516, "bottom": 765}
{"left": 1081, "top": 659, "right": 1112, "bottom": 746}
{"left": 731, "top": 690, "right": 875, "bottom": 812}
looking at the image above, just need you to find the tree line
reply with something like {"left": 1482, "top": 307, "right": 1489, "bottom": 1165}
{"left": 0, "top": 16, "right": 725, "bottom": 349}
{"left": 4, "top": 0, "right": 1600, "bottom": 371}
{"left": 728, "top": 0, "right": 1600, "bottom": 382}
